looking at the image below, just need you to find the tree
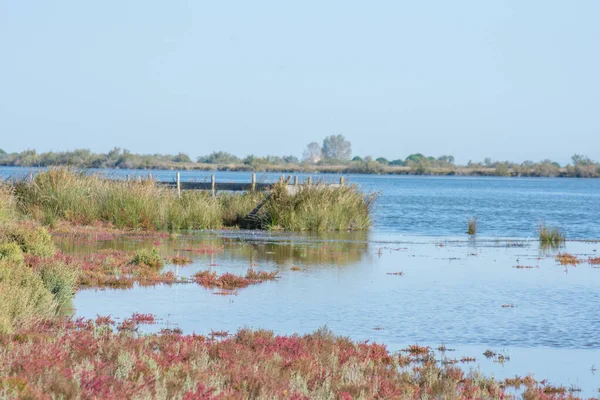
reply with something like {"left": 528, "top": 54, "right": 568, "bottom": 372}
{"left": 571, "top": 154, "right": 594, "bottom": 166}
{"left": 405, "top": 153, "right": 426, "bottom": 165}
{"left": 0, "top": 149, "right": 6, "bottom": 155}
{"left": 173, "top": 152, "right": 192, "bottom": 163}
{"left": 302, "top": 142, "right": 322, "bottom": 164}
{"left": 197, "top": 151, "right": 240, "bottom": 164}
{"left": 321, "top": 135, "right": 352, "bottom": 163}
{"left": 351, "top": 156, "right": 363, "bottom": 162}
{"left": 375, "top": 157, "right": 389, "bottom": 165}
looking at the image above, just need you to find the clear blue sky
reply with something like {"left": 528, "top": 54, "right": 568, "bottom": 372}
{"left": 1, "top": 1, "right": 599, "bottom": 164}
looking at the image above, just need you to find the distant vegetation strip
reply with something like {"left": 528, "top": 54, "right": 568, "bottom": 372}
{"left": 2, "top": 135, "right": 600, "bottom": 177}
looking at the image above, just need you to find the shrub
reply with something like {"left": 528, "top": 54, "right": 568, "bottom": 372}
{"left": 131, "top": 247, "right": 163, "bottom": 268}
{"left": 0, "top": 242, "right": 25, "bottom": 263}
{"left": 37, "top": 261, "right": 79, "bottom": 308}
{"left": 6, "top": 225, "right": 55, "bottom": 257}
{"left": 0, "top": 260, "right": 56, "bottom": 334}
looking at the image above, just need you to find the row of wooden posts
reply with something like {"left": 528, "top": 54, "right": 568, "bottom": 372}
{"left": 125, "top": 173, "right": 345, "bottom": 197}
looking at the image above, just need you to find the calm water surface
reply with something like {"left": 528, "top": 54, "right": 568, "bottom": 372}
{"left": 3, "top": 166, "right": 600, "bottom": 395}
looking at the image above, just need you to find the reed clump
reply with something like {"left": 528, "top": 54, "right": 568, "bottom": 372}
{"left": 249, "top": 182, "right": 375, "bottom": 231}
{"left": 14, "top": 169, "right": 372, "bottom": 232}
{"left": 467, "top": 217, "right": 478, "bottom": 235}
{"left": 538, "top": 223, "right": 565, "bottom": 245}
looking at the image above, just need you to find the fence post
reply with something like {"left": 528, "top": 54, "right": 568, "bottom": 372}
{"left": 279, "top": 175, "right": 284, "bottom": 184}
{"left": 307, "top": 176, "right": 312, "bottom": 185}
{"left": 251, "top": 173, "right": 256, "bottom": 191}
{"left": 126, "top": 175, "right": 130, "bottom": 182}
{"left": 294, "top": 176, "right": 299, "bottom": 185}
{"left": 340, "top": 176, "right": 345, "bottom": 186}
{"left": 148, "top": 173, "right": 152, "bottom": 180}
{"left": 211, "top": 174, "right": 216, "bottom": 197}
{"left": 176, "top": 172, "right": 181, "bottom": 198}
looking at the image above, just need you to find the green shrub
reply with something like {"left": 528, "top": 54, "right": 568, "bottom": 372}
{"left": 0, "top": 242, "right": 25, "bottom": 263}
{"left": 8, "top": 225, "right": 55, "bottom": 257}
{"left": 0, "top": 260, "right": 56, "bottom": 334}
{"left": 132, "top": 247, "right": 163, "bottom": 268}
{"left": 38, "top": 261, "right": 79, "bottom": 308}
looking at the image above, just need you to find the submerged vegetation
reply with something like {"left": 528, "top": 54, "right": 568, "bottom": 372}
{"left": 12, "top": 169, "right": 373, "bottom": 232}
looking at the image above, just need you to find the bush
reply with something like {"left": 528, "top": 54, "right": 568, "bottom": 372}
{"left": 7, "top": 225, "right": 55, "bottom": 257}
{"left": 132, "top": 247, "right": 163, "bottom": 268}
{"left": 0, "top": 260, "right": 56, "bottom": 334}
{"left": 38, "top": 261, "right": 79, "bottom": 308}
{"left": 0, "top": 242, "right": 25, "bottom": 263}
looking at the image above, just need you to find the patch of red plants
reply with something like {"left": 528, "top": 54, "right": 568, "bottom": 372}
{"left": 193, "top": 268, "right": 278, "bottom": 290}
{"left": 0, "top": 315, "right": 515, "bottom": 400}
{"left": 555, "top": 253, "right": 582, "bottom": 266}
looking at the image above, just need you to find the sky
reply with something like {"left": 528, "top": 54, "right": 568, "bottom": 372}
{"left": 1, "top": 1, "right": 599, "bottom": 165}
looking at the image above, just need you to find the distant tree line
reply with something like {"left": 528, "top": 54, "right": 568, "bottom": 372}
{"left": 1, "top": 136, "right": 599, "bottom": 177}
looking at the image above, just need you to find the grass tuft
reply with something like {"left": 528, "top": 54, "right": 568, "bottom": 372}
{"left": 538, "top": 223, "right": 565, "bottom": 245}
{"left": 467, "top": 217, "right": 478, "bottom": 235}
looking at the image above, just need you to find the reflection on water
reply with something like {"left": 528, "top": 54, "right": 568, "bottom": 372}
{"left": 57, "top": 230, "right": 371, "bottom": 269}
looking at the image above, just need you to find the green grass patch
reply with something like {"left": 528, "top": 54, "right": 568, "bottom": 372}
{"left": 14, "top": 169, "right": 373, "bottom": 232}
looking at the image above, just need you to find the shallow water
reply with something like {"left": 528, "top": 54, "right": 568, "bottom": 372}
{"left": 68, "top": 231, "right": 600, "bottom": 396}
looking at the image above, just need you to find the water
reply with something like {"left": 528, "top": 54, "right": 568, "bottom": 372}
{"left": 4, "top": 165, "right": 600, "bottom": 395}
{"left": 3, "top": 166, "right": 600, "bottom": 238}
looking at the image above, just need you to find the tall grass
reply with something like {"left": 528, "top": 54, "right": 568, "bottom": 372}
{"left": 467, "top": 217, "right": 478, "bottom": 235}
{"left": 14, "top": 169, "right": 373, "bottom": 232}
{"left": 538, "top": 223, "right": 565, "bottom": 245}
{"left": 0, "top": 182, "right": 17, "bottom": 223}
{"left": 250, "top": 183, "right": 375, "bottom": 231}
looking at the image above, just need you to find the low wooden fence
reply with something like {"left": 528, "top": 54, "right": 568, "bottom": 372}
{"left": 134, "top": 173, "right": 345, "bottom": 196}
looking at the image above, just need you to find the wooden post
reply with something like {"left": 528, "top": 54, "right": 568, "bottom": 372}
{"left": 28, "top": 172, "right": 33, "bottom": 182}
{"left": 148, "top": 173, "right": 152, "bottom": 180}
{"left": 279, "top": 175, "right": 284, "bottom": 184}
{"left": 340, "top": 176, "right": 345, "bottom": 186}
{"left": 294, "top": 176, "right": 299, "bottom": 185}
{"left": 211, "top": 174, "right": 216, "bottom": 197}
{"left": 251, "top": 173, "right": 256, "bottom": 191}
{"left": 126, "top": 175, "right": 130, "bottom": 182}
{"left": 307, "top": 176, "right": 312, "bottom": 185}
{"left": 176, "top": 172, "right": 181, "bottom": 198}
